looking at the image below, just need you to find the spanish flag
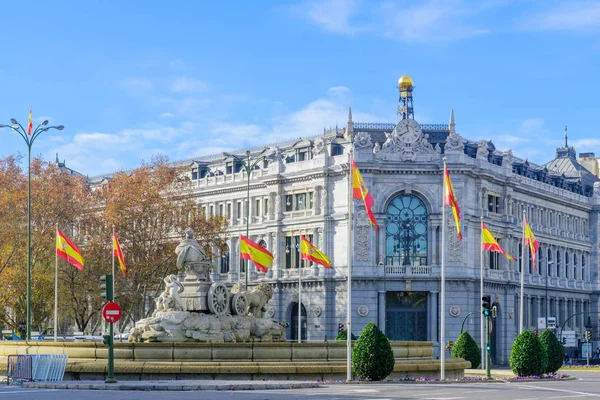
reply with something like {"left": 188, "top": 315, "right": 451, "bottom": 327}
{"left": 300, "top": 236, "right": 331, "bottom": 268}
{"left": 113, "top": 233, "right": 127, "bottom": 277}
{"left": 240, "top": 235, "right": 273, "bottom": 273}
{"left": 352, "top": 160, "right": 378, "bottom": 231}
{"left": 27, "top": 109, "right": 33, "bottom": 135}
{"left": 444, "top": 164, "right": 462, "bottom": 241}
{"left": 482, "top": 223, "right": 516, "bottom": 261}
{"left": 524, "top": 217, "right": 539, "bottom": 269}
{"left": 56, "top": 229, "right": 84, "bottom": 270}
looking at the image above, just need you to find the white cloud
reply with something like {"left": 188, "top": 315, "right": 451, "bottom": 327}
{"left": 497, "top": 134, "right": 529, "bottom": 144}
{"left": 327, "top": 86, "right": 352, "bottom": 96}
{"left": 169, "top": 58, "right": 191, "bottom": 71}
{"left": 522, "top": 1, "right": 600, "bottom": 32}
{"left": 292, "top": 0, "right": 498, "bottom": 42}
{"left": 300, "top": 0, "right": 366, "bottom": 35}
{"left": 517, "top": 118, "right": 546, "bottom": 134}
{"left": 160, "top": 112, "right": 174, "bottom": 118}
{"left": 170, "top": 77, "right": 210, "bottom": 93}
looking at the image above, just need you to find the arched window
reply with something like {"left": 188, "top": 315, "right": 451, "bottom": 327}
{"left": 385, "top": 194, "right": 428, "bottom": 266}
{"left": 220, "top": 245, "right": 230, "bottom": 274}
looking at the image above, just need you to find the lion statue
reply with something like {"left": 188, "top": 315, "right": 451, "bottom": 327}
{"left": 231, "top": 282, "right": 273, "bottom": 318}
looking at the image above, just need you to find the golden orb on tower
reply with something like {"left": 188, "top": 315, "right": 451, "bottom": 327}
{"left": 398, "top": 75, "right": 413, "bottom": 89}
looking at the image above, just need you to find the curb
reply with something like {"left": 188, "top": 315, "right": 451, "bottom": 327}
{"left": 23, "top": 380, "right": 320, "bottom": 391}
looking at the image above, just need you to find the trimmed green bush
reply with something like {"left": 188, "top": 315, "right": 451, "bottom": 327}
{"left": 510, "top": 330, "right": 548, "bottom": 377}
{"left": 539, "top": 329, "right": 564, "bottom": 374}
{"left": 352, "top": 322, "right": 395, "bottom": 381}
{"left": 336, "top": 328, "right": 356, "bottom": 342}
{"left": 451, "top": 331, "right": 481, "bottom": 369}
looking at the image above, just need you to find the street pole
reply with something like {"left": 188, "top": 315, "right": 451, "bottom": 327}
{"left": 222, "top": 150, "right": 265, "bottom": 289}
{"left": 485, "top": 315, "right": 491, "bottom": 379}
{"left": 0, "top": 117, "right": 64, "bottom": 340}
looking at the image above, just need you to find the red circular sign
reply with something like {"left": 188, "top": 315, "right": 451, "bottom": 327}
{"left": 102, "top": 301, "right": 122, "bottom": 323}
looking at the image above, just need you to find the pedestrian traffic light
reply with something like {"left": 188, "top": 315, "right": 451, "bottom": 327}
{"left": 491, "top": 305, "right": 497, "bottom": 319}
{"left": 100, "top": 274, "right": 114, "bottom": 301}
{"left": 586, "top": 330, "right": 592, "bottom": 341}
{"left": 482, "top": 295, "right": 492, "bottom": 316}
{"left": 338, "top": 323, "right": 344, "bottom": 334}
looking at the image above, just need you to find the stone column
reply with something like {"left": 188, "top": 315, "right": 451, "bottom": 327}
{"left": 429, "top": 291, "right": 439, "bottom": 343}
{"left": 378, "top": 291, "right": 386, "bottom": 333}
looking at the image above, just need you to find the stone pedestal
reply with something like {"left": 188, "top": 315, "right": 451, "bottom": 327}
{"left": 180, "top": 280, "right": 212, "bottom": 312}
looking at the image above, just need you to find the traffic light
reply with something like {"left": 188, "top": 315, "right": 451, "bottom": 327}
{"left": 338, "top": 323, "right": 344, "bottom": 334}
{"left": 445, "top": 340, "right": 454, "bottom": 350}
{"left": 100, "top": 274, "right": 114, "bottom": 301}
{"left": 533, "top": 329, "right": 538, "bottom": 335}
{"left": 491, "top": 305, "right": 497, "bottom": 319}
{"left": 586, "top": 330, "right": 592, "bottom": 341}
{"left": 482, "top": 295, "right": 492, "bottom": 316}
{"left": 562, "top": 336, "right": 567, "bottom": 345}
{"left": 102, "top": 334, "right": 111, "bottom": 345}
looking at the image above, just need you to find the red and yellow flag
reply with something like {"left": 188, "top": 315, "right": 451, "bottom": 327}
{"left": 27, "top": 109, "right": 33, "bottom": 135}
{"left": 524, "top": 217, "right": 539, "bottom": 269}
{"left": 300, "top": 236, "right": 331, "bottom": 268}
{"left": 240, "top": 235, "right": 273, "bottom": 273}
{"left": 352, "top": 160, "right": 378, "bottom": 231}
{"left": 482, "top": 223, "right": 516, "bottom": 261}
{"left": 113, "top": 233, "right": 127, "bottom": 277}
{"left": 444, "top": 164, "right": 462, "bottom": 241}
{"left": 56, "top": 229, "right": 84, "bottom": 270}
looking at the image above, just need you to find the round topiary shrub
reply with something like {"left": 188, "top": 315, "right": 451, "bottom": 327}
{"left": 352, "top": 322, "right": 395, "bottom": 381}
{"left": 451, "top": 331, "right": 481, "bottom": 369}
{"left": 336, "top": 328, "right": 357, "bottom": 342}
{"left": 539, "top": 328, "right": 564, "bottom": 374}
{"left": 510, "top": 330, "right": 548, "bottom": 377}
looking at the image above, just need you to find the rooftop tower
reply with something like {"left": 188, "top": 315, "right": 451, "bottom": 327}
{"left": 397, "top": 75, "right": 414, "bottom": 120}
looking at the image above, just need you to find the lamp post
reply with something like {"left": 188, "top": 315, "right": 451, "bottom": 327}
{"left": 223, "top": 150, "right": 265, "bottom": 289}
{"left": 0, "top": 117, "right": 64, "bottom": 340}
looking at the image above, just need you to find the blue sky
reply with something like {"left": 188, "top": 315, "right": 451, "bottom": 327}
{"left": 1, "top": 0, "right": 600, "bottom": 177}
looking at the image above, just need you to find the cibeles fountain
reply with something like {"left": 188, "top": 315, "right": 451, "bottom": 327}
{"left": 129, "top": 228, "right": 285, "bottom": 342}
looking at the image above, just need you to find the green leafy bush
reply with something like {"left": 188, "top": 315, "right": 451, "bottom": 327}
{"left": 336, "top": 328, "right": 356, "bottom": 342}
{"left": 539, "top": 329, "right": 564, "bottom": 374}
{"left": 451, "top": 331, "right": 481, "bottom": 369}
{"left": 352, "top": 322, "right": 395, "bottom": 381}
{"left": 510, "top": 330, "right": 548, "bottom": 377}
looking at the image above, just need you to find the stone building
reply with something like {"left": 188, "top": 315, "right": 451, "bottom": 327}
{"left": 89, "top": 77, "right": 600, "bottom": 365}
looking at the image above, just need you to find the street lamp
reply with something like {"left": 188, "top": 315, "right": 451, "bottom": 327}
{"left": 223, "top": 150, "right": 265, "bottom": 289}
{"left": 0, "top": 117, "right": 64, "bottom": 340}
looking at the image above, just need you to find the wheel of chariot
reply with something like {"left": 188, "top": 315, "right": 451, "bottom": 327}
{"left": 207, "top": 282, "right": 229, "bottom": 316}
{"left": 231, "top": 292, "right": 249, "bottom": 316}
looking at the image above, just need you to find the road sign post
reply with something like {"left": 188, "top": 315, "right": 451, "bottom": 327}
{"left": 102, "top": 300, "right": 122, "bottom": 384}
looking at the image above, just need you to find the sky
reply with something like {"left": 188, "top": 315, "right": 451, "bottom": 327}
{"left": 1, "top": 0, "right": 600, "bottom": 177}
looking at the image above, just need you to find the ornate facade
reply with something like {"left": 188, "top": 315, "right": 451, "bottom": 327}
{"left": 90, "top": 84, "right": 600, "bottom": 365}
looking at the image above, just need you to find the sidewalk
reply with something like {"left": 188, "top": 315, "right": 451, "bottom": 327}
{"left": 23, "top": 379, "right": 320, "bottom": 391}
{"left": 464, "top": 368, "right": 515, "bottom": 379}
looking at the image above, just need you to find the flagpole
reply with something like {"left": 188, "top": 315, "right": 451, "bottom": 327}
{"left": 441, "top": 158, "right": 447, "bottom": 381}
{"left": 480, "top": 217, "right": 485, "bottom": 370}
{"left": 346, "top": 149, "right": 354, "bottom": 381}
{"left": 520, "top": 210, "right": 526, "bottom": 334}
{"left": 54, "top": 224, "right": 59, "bottom": 342}
{"left": 298, "top": 256, "right": 302, "bottom": 344}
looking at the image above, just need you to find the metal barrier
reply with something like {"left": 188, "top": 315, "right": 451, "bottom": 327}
{"left": 7, "top": 354, "right": 68, "bottom": 384}
{"left": 7, "top": 355, "right": 33, "bottom": 385}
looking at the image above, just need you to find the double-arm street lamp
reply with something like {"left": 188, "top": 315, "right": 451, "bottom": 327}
{"left": 0, "top": 117, "right": 64, "bottom": 340}
{"left": 223, "top": 150, "right": 265, "bottom": 289}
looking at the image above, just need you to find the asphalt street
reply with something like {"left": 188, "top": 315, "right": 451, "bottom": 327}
{"left": 2, "top": 371, "right": 600, "bottom": 400}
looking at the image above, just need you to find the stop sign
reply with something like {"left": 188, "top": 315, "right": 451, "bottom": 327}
{"left": 102, "top": 301, "right": 122, "bottom": 323}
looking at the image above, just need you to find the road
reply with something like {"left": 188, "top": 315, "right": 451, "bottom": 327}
{"left": 2, "top": 371, "right": 600, "bottom": 399}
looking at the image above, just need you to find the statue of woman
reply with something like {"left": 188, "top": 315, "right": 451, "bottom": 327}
{"left": 175, "top": 228, "right": 211, "bottom": 281}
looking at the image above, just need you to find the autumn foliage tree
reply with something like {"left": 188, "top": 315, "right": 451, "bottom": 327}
{"left": 0, "top": 154, "right": 228, "bottom": 336}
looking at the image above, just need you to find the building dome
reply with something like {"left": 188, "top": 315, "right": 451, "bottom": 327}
{"left": 398, "top": 75, "right": 413, "bottom": 89}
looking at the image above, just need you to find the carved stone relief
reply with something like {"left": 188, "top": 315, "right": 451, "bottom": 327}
{"left": 313, "top": 138, "right": 325, "bottom": 156}
{"left": 375, "top": 119, "right": 439, "bottom": 162}
{"left": 354, "top": 132, "right": 373, "bottom": 150}
{"left": 444, "top": 131, "right": 465, "bottom": 153}
{"left": 356, "top": 210, "right": 371, "bottom": 262}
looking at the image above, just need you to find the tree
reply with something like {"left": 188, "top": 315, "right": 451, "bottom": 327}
{"left": 539, "top": 329, "right": 564, "bottom": 374}
{"left": 510, "top": 329, "right": 548, "bottom": 377}
{"left": 88, "top": 156, "right": 229, "bottom": 330}
{"left": 352, "top": 322, "right": 395, "bottom": 381}
{"left": 451, "top": 331, "right": 481, "bottom": 369}
{"left": 0, "top": 156, "right": 91, "bottom": 334}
